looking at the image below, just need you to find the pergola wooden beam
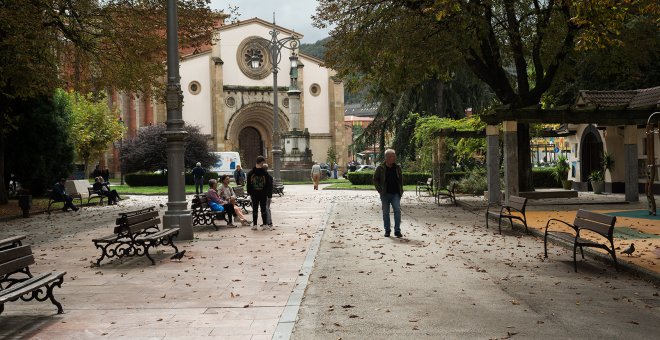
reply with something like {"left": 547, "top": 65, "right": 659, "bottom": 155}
{"left": 480, "top": 105, "right": 658, "bottom": 125}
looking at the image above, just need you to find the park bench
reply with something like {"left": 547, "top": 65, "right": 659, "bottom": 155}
{"left": 273, "top": 183, "right": 284, "bottom": 197}
{"left": 232, "top": 186, "right": 251, "bottom": 213}
{"left": 544, "top": 209, "right": 617, "bottom": 272}
{"left": 46, "top": 189, "right": 83, "bottom": 214}
{"left": 435, "top": 182, "right": 457, "bottom": 205}
{"left": 485, "top": 195, "right": 528, "bottom": 234}
{"left": 0, "top": 245, "right": 66, "bottom": 315}
{"left": 191, "top": 194, "right": 227, "bottom": 230}
{"left": 87, "top": 186, "right": 105, "bottom": 205}
{"left": 416, "top": 178, "right": 433, "bottom": 196}
{"left": 0, "top": 235, "right": 26, "bottom": 251}
{"left": 92, "top": 206, "right": 179, "bottom": 266}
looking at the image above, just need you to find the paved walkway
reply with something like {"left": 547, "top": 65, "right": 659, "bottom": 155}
{"left": 0, "top": 187, "right": 658, "bottom": 339}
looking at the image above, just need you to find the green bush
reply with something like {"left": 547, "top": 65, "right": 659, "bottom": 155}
{"left": 347, "top": 171, "right": 430, "bottom": 185}
{"left": 532, "top": 167, "right": 561, "bottom": 188}
{"left": 454, "top": 171, "right": 488, "bottom": 195}
{"left": 125, "top": 171, "right": 219, "bottom": 186}
{"left": 445, "top": 172, "right": 468, "bottom": 184}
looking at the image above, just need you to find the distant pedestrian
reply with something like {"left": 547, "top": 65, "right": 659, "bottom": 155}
{"left": 373, "top": 149, "right": 403, "bottom": 238}
{"left": 333, "top": 162, "right": 338, "bottom": 179}
{"left": 102, "top": 169, "right": 110, "bottom": 183}
{"left": 262, "top": 163, "right": 273, "bottom": 228}
{"left": 52, "top": 178, "right": 79, "bottom": 212}
{"left": 233, "top": 164, "right": 246, "bottom": 186}
{"left": 192, "top": 162, "right": 205, "bottom": 195}
{"left": 311, "top": 161, "right": 321, "bottom": 190}
{"left": 246, "top": 155, "right": 272, "bottom": 230}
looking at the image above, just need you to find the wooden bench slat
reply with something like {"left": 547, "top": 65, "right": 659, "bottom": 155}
{"left": 485, "top": 196, "right": 528, "bottom": 234}
{"left": 0, "top": 255, "right": 35, "bottom": 277}
{"left": 0, "top": 245, "right": 32, "bottom": 262}
{"left": 574, "top": 218, "right": 613, "bottom": 236}
{"left": 114, "top": 218, "right": 160, "bottom": 234}
{"left": 0, "top": 236, "right": 26, "bottom": 248}
{"left": 0, "top": 272, "right": 65, "bottom": 303}
{"left": 576, "top": 209, "right": 615, "bottom": 225}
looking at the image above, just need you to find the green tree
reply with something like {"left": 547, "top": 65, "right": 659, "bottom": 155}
{"left": 314, "top": 0, "right": 658, "bottom": 191}
{"left": 5, "top": 92, "right": 75, "bottom": 195}
{"left": 0, "top": 0, "right": 218, "bottom": 203}
{"left": 65, "top": 90, "right": 124, "bottom": 176}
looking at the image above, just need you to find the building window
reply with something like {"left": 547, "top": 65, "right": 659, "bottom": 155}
{"left": 226, "top": 96, "right": 235, "bottom": 107}
{"left": 189, "top": 81, "right": 201, "bottom": 95}
{"left": 309, "top": 83, "right": 321, "bottom": 97}
{"left": 282, "top": 98, "right": 289, "bottom": 108}
{"left": 237, "top": 37, "right": 272, "bottom": 80}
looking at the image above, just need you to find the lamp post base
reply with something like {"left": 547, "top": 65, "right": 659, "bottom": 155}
{"left": 163, "top": 207, "right": 194, "bottom": 240}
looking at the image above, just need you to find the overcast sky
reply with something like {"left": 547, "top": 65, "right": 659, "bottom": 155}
{"left": 210, "top": 0, "right": 331, "bottom": 44}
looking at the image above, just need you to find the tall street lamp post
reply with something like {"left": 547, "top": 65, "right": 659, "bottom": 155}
{"left": 163, "top": 0, "right": 192, "bottom": 239}
{"left": 249, "top": 14, "right": 299, "bottom": 184}
{"left": 118, "top": 116, "right": 125, "bottom": 185}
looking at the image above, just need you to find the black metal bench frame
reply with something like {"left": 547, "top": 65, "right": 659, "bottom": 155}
{"left": 416, "top": 178, "right": 433, "bottom": 196}
{"left": 544, "top": 209, "right": 617, "bottom": 272}
{"left": 435, "top": 182, "right": 457, "bottom": 205}
{"left": 231, "top": 186, "right": 252, "bottom": 214}
{"left": 486, "top": 195, "right": 528, "bottom": 234}
{"left": 46, "top": 190, "right": 82, "bottom": 214}
{"left": 92, "top": 206, "right": 179, "bottom": 266}
{"left": 273, "top": 184, "right": 284, "bottom": 197}
{"left": 0, "top": 245, "right": 66, "bottom": 315}
{"left": 87, "top": 187, "right": 106, "bottom": 205}
{"left": 191, "top": 194, "right": 227, "bottom": 230}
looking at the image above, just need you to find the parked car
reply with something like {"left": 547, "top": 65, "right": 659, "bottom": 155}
{"left": 356, "top": 165, "right": 376, "bottom": 172}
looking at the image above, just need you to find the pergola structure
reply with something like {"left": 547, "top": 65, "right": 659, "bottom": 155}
{"left": 480, "top": 104, "right": 658, "bottom": 204}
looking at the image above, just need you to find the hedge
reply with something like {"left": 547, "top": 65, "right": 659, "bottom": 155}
{"left": 347, "top": 171, "right": 430, "bottom": 185}
{"left": 125, "top": 172, "right": 220, "bottom": 186}
{"left": 532, "top": 167, "right": 561, "bottom": 188}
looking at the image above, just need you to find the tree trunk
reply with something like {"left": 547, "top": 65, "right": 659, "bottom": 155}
{"left": 0, "top": 113, "right": 7, "bottom": 204}
{"left": 517, "top": 123, "right": 533, "bottom": 192}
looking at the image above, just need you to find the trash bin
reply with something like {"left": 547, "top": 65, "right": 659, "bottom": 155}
{"left": 18, "top": 194, "right": 32, "bottom": 218}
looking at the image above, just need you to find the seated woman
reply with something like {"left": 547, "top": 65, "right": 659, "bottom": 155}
{"left": 207, "top": 179, "right": 233, "bottom": 226}
{"left": 93, "top": 176, "right": 120, "bottom": 205}
{"left": 218, "top": 175, "right": 250, "bottom": 226}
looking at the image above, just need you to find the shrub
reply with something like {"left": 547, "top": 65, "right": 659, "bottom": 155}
{"left": 125, "top": 172, "right": 219, "bottom": 186}
{"left": 453, "top": 171, "right": 488, "bottom": 195}
{"left": 445, "top": 172, "right": 468, "bottom": 184}
{"left": 532, "top": 167, "right": 561, "bottom": 188}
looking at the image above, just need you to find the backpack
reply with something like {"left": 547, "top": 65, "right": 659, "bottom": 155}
{"left": 250, "top": 173, "right": 266, "bottom": 191}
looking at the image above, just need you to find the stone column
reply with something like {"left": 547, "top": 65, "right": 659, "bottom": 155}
{"left": 288, "top": 89, "right": 301, "bottom": 130}
{"left": 486, "top": 125, "right": 501, "bottom": 204}
{"left": 624, "top": 125, "right": 639, "bottom": 202}
{"left": 210, "top": 31, "right": 225, "bottom": 151}
{"left": 329, "top": 76, "right": 346, "bottom": 166}
{"left": 503, "top": 121, "right": 519, "bottom": 203}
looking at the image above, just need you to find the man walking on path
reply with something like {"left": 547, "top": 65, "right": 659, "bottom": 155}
{"left": 311, "top": 162, "right": 321, "bottom": 190}
{"left": 262, "top": 163, "right": 274, "bottom": 228}
{"left": 192, "top": 162, "right": 205, "bottom": 195}
{"left": 246, "top": 155, "right": 272, "bottom": 230}
{"left": 373, "top": 149, "right": 403, "bottom": 237}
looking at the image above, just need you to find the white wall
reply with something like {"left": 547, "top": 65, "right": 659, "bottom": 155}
{"left": 180, "top": 53, "right": 212, "bottom": 134}
{"left": 300, "top": 55, "right": 331, "bottom": 134}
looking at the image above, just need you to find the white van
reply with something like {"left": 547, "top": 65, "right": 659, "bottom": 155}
{"left": 210, "top": 152, "right": 242, "bottom": 177}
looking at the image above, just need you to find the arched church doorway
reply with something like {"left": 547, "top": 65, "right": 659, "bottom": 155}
{"left": 239, "top": 127, "right": 263, "bottom": 169}
{"left": 580, "top": 126, "right": 603, "bottom": 185}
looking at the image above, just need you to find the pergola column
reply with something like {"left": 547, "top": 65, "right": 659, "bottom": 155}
{"left": 503, "top": 121, "right": 519, "bottom": 203}
{"left": 486, "top": 125, "right": 500, "bottom": 204}
{"left": 624, "top": 125, "right": 639, "bottom": 202}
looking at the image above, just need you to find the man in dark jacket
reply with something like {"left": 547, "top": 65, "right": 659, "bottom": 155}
{"left": 373, "top": 149, "right": 403, "bottom": 237}
{"left": 233, "top": 164, "right": 246, "bottom": 186}
{"left": 246, "top": 155, "right": 272, "bottom": 230}
{"left": 53, "top": 178, "right": 79, "bottom": 212}
{"left": 192, "top": 162, "right": 205, "bottom": 195}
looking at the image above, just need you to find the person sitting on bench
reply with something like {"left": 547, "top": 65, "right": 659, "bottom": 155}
{"left": 219, "top": 175, "right": 250, "bottom": 226}
{"left": 93, "top": 176, "right": 120, "bottom": 205}
{"left": 53, "top": 178, "right": 78, "bottom": 212}
{"left": 206, "top": 179, "right": 229, "bottom": 222}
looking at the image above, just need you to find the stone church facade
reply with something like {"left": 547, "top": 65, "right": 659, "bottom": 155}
{"left": 166, "top": 17, "right": 346, "bottom": 171}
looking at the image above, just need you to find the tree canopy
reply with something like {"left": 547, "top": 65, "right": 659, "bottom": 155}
{"left": 315, "top": 0, "right": 659, "bottom": 189}
{"left": 120, "top": 124, "right": 217, "bottom": 174}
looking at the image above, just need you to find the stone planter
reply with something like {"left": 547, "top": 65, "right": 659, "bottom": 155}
{"left": 561, "top": 179, "right": 573, "bottom": 190}
{"left": 591, "top": 180, "right": 605, "bottom": 194}
{"left": 18, "top": 194, "right": 32, "bottom": 218}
